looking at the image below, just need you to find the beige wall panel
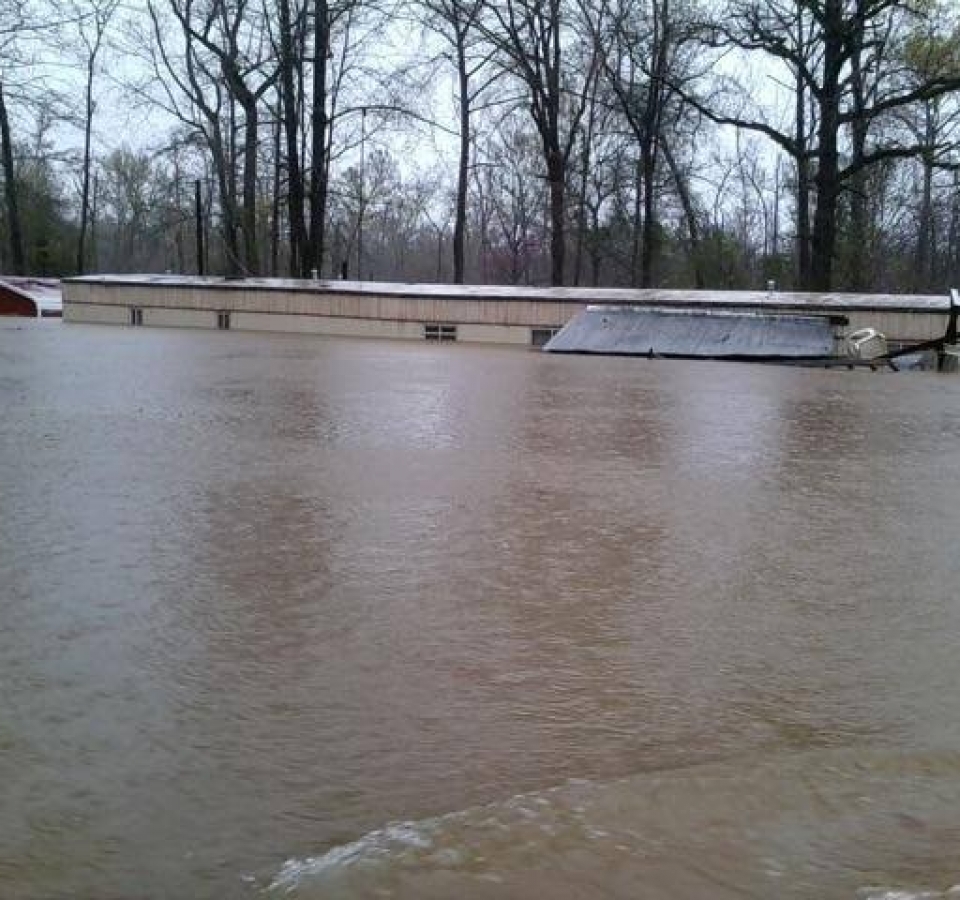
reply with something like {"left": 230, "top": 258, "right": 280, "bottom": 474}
{"left": 839, "top": 311, "right": 948, "bottom": 342}
{"left": 232, "top": 312, "right": 425, "bottom": 339}
{"left": 63, "top": 303, "right": 130, "bottom": 324}
{"left": 64, "top": 284, "right": 591, "bottom": 329}
{"left": 63, "top": 283, "right": 94, "bottom": 306}
{"left": 458, "top": 324, "right": 534, "bottom": 344}
{"left": 126, "top": 286, "right": 166, "bottom": 309}
{"left": 145, "top": 307, "right": 216, "bottom": 328}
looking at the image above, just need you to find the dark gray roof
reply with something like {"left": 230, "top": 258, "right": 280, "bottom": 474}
{"left": 545, "top": 306, "right": 838, "bottom": 359}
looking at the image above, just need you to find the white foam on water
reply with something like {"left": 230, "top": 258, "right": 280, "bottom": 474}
{"left": 859, "top": 887, "right": 960, "bottom": 900}
{"left": 862, "top": 893, "right": 939, "bottom": 900}
{"left": 267, "top": 780, "right": 593, "bottom": 893}
{"left": 266, "top": 750, "right": 960, "bottom": 897}
{"left": 270, "top": 821, "right": 436, "bottom": 892}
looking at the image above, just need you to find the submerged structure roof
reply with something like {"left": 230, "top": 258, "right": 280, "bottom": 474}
{"left": 0, "top": 277, "right": 62, "bottom": 317}
{"left": 544, "top": 306, "right": 838, "bottom": 360}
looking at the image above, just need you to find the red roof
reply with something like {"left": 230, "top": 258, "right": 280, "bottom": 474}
{"left": 0, "top": 277, "right": 62, "bottom": 317}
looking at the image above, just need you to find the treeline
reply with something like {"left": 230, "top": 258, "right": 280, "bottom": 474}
{"left": 1, "top": 0, "right": 959, "bottom": 292}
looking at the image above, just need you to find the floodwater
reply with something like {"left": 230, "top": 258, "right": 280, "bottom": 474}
{"left": 3, "top": 319, "right": 960, "bottom": 900}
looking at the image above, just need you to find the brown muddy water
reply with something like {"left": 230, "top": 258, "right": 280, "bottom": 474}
{"left": 3, "top": 318, "right": 960, "bottom": 900}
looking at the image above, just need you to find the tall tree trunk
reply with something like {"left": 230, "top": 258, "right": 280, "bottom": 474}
{"left": 915, "top": 102, "right": 938, "bottom": 292}
{"left": 663, "top": 140, "right": 703, "bottom": 288}
{"left": 794, "top": 1, "right": 812, "bottom": 288}
{"left": 228, "top": 95, "right": 238, "bottom": 227}
{"left": 306, "top": 0, "right": 330, "bottom": 276}
{"left": 572, "top": 139, "right": 588, "bottom": 287}
{"left": 640, "top": 142, "right": 658, "bottom": 287}
{"left": 572, "top": 149, "right": 587, "bottom": 286}
{"left": 278, "top": 0, "right": 306, "bottom": 276}
{"left": 241, "top": 101, "right": 259, "bottom": 274}
{"left": 916, "top": 150, "right": 934, "bottom": 292}
{"left": 947, "top": 170, "right": 960, "bottom": 287}
{"left": 90, "top": 173, "right": 99, "bottom": 271}
{"left": 639, "top": 0, "right": 668, "bottom": 288}
{"left": 219, "top": 73, "right": 263, "bottom": 276}
{"left": 573, "top": 78, "right": 599, "bottom": 287}
{"left": 0, "top": 81, "right": 25, "bottom": 276}
{"left": 846, "top": 168, "right": 869, "bottom": 289}
{"left": 77, "top": 60, "right": 97, "bottom": 274}
{"left": 475, "top": 157, "right": 490, "bottom": 282}
{"left": 211, "top": 127, "right": 240, "bottom": 274}
{"left": 590, "top": 203, "right": 601, "bottom": 286}
{"left": 271, "top": 113, "right": 282, "bottom": 275}
{"left": 547, "top": 150, "right": 565, "bottom": 285}
{"left": 772, "top": 157, "right": 781, "bottom": 271}
{"left": 846, "top": 27, "right": 869, "bottom": 290}
{"left": 810, "top": 1, "right": 843, "bottom": 292}
{"left": 796, "top": 164, "right": 811, "bottom": 287}
{"left": 631, "top": 156, "right": 643, "bottom": 286}
{"left": 453, "top": 31, "right": 469, "bottom": 284}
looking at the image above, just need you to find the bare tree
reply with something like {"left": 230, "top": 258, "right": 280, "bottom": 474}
{"left": 142, "top": 0, "right": 243, "bottom": 271}
{"left": 172, "top": 0, "right": 277, "bottom": 274}
{"left": 69, "top": 0, "right": 119, "bottom": 274}
{"left": 0, "top": 77, "right": 22, "bottom": 273}
{"left": 484, "top": 0, "right": 599, "bottom": 285}
{"left": 688, "top": 0, "right": 960, "bottom": 290}
{"left": 274, "top": 0, "right": 308, "bottom": 274}
{"left": 0, "top": 0, "right": 47, "bottom": 275}
{"left": 417, "top": 0, "right": 499, "bottom": 282}
{"left": 585, "top": 0, "right": 698, "bottom": 286}
{"left": 894, "top": 21, "right": 960, "bottom": 290}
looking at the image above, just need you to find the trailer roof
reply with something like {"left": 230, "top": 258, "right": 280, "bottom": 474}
{"left": 0, "top": 277, "right": 62, "bottom": 315}
{"left": 65, "top": 274, "right": 954, "bottom": 313}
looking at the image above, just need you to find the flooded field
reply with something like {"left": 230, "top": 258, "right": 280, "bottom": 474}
{"left": 3, "top": 318, "right": 960, "bottom": 899}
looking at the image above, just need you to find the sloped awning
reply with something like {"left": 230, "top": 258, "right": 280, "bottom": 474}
{"left": 544, "top": 306, "right": 839, "bottom": 360}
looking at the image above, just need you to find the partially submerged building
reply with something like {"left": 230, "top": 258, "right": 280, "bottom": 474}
{"left": 62, "top": 274, "right": 954, "bottom": 353}
{"left": 0, "top": 277, "right": 63, "bottom": 318}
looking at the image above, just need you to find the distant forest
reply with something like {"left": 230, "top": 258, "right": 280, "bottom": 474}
{"left": 1, "top": 0, "right": 960, "bottom": 292}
